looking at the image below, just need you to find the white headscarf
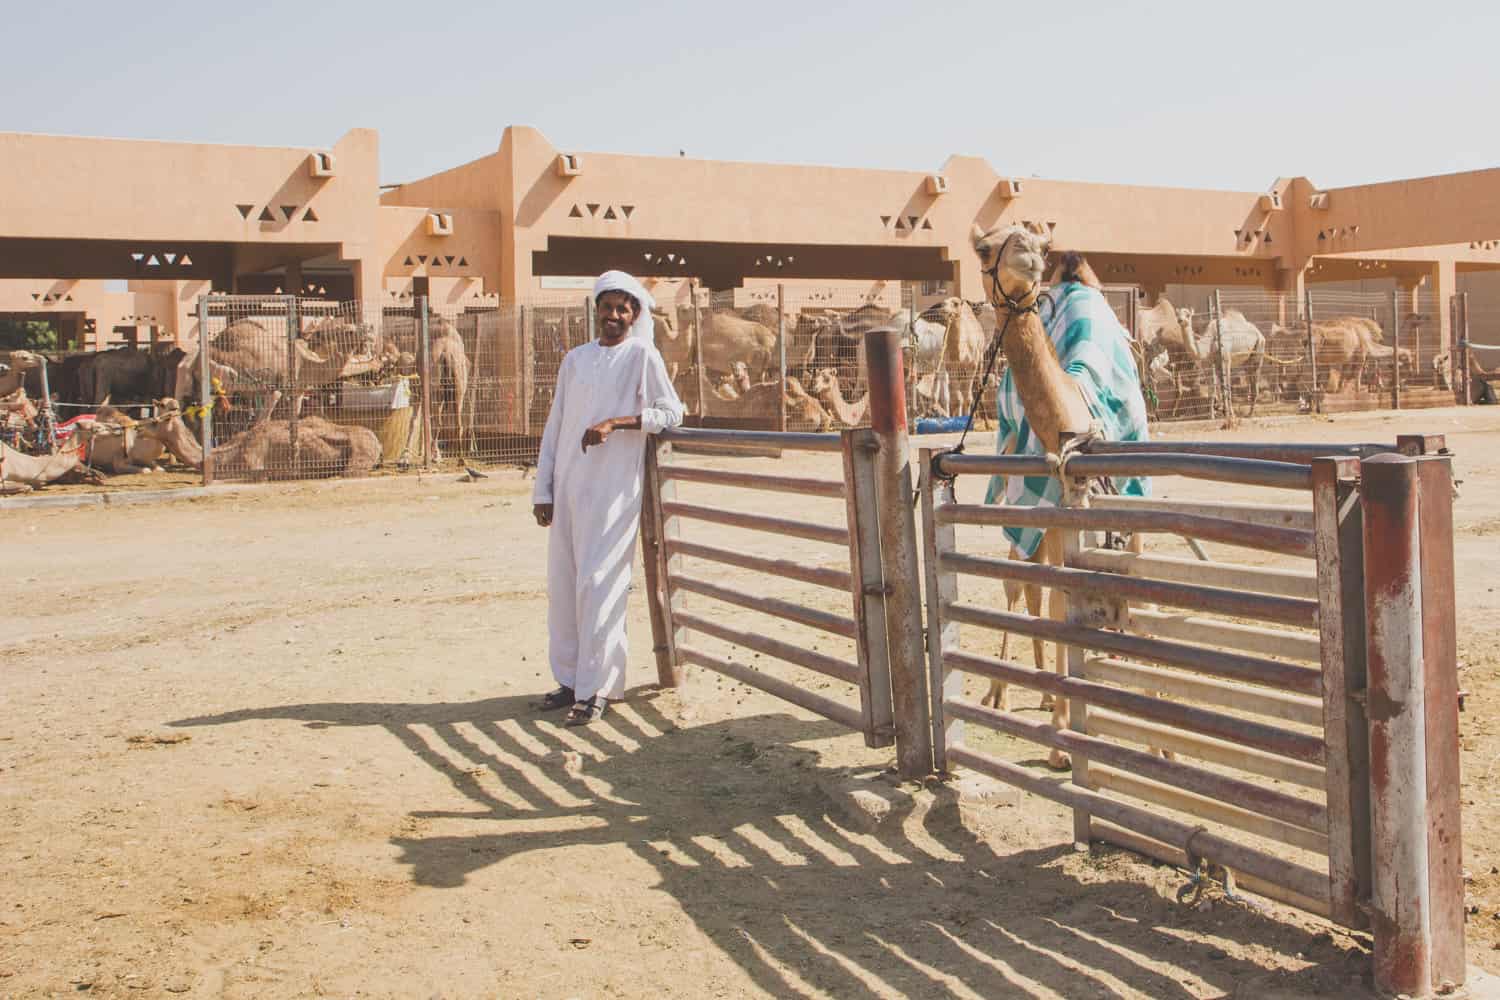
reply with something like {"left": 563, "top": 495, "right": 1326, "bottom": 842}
{"left": 592, "top": 270, "right": 656, "bottom": 342}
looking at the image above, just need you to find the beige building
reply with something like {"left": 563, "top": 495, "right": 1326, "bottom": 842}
{"left": 3, "top": 125, "right": 1500, "bottom": 352}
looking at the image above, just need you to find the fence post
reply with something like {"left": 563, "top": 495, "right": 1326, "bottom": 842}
{"left": 692, "top": 281, "right": 706, "bottom": 420}
{"left": 639, "top": 439, "right": 682, "bottom": 688}
{"left": 1305, "top": 288, "right": 1322, "bottom": 414}
{"left": 1310, "top": 457, "right": 1370, "bottom": 930}
{"left": 1212, "top": 289, "right": 1234, "bottom": 425}
{"left": 777, "top": 284, "right": 788, "bottom": 434}
{"left": 286, "top": 295, "right": 300, "bottom": 464}
{"left": 864, "top": 327, "right": 932, "bottom": 778}
{"left": 1360, "top": 454, "right": 1434, "bottom": 998}
{"left": 842, "top": 428, "right": 896, "bottom": 748}
{"left": 1415, "top": 454, "right": 1466, "bottom": 992}
{"left": 36, "top": 346, "right": 56, "bottom": 453}
{"left": 197, "top": 296, "right": 215, "bottom": 485}
{"left": 1059, "top": 471, "right": 1094, "bottom": 848}
{"left": 1391, "top": 289, "right": 1402, "bottom": 410}
{"left": 418, "top": 295, "right": 434, "bottom": 465}
{"left": 1459, "top": 292, "right": 1471, "bottom": 405}
{"left": 918, "top": 449, "right": 960, "bottom": 771}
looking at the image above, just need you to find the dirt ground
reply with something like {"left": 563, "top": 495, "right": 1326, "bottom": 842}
{"left": 3, "top": 405, "right": 1499, "bottom": 999}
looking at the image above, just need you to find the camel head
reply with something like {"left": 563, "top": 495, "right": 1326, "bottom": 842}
{"left": 1176, "top": 307, "right": 1195, "bottom": 333}
{"left": 935, "top": 297, "right": 967, "bottom": 324}
{"left": 970, "top": 223, "right": 1047, "bottom": 310}
{"left": 5, "top": 350, "right": 44, "bottom": 371}
{"left": 731, "top": 360, "right": 752, "bottom": 392}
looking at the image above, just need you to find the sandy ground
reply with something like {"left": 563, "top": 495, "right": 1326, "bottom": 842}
{"left": 3, "top": 405, "right": 1499, "bottom": 999}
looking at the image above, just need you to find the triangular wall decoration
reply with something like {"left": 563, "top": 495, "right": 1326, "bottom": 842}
{"left": 164, "top": 253, "right": 177, "bottom": 264}
{"left": 430, "top": 257, "right": 442, "bottom": 267}
{"left": 907, "top": 216, "right": 919, "bottom": 229}
{"left": 404, "top": 256, "right": 415, "bottom": 266}
{"left": 921, "top": 219, "right": 933, "bottom": 230}
{"left": 444, "top": 256, "right": 455, "bottom": 266}
{"left": 303, "top": 207, "right": 319, "bottom": 222}
{"left": 417, "top": 255, "right": 428, "bottom": 264}
{"left": 236, "top": 204, "right": 254, "bottom": 219}
{"left": 880, "top": 215, "right": 892, "bottom": 227}
{"left": 281, "top": 205, "right": 297, "bottom": 220}
{"left": 586, "top": 203, "right": 600, "bottom": 216}
{"left": 258, "top": 207, "right": 276, "bottom": 222}
{"left": 179, "top": 254, "right": 192, "bottom": 266}
{"left": 603, "top": 207, "right": 617, "bottom": 220}
{"left": 569, "top": 204, "right": 584, "bottom": 218}
{"left": 894, "top": 217, "right": 907, "bottom": 230}
{"left": 620, "top": 205, "right": 634, "bottom": 218}
{"left": 457, "top": 257, "right": 468, "bottom": 267}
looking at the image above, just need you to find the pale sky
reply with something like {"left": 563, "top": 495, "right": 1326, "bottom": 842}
{"left": 4, "top": 0, "right": 1497, "bottom": 192}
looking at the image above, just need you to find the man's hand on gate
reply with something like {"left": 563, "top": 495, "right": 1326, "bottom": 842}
{"left": 533, "top": 504, "right": 553, "bottom": 527}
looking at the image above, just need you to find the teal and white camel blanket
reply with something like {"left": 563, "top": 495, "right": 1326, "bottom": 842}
{"left": 984, "top": 281, "right": 1151, "bottom": 559}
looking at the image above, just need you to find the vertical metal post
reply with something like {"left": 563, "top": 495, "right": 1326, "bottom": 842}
{"left": 1360, "top": 454, "right": 1432, "bottom": 999}
{"left": 842, "top": 429, "right": 896, "bottom": 748}
{"left": 864, "top": 327, "right": 932, "bottom": 778}
{"left": 1059, "top": 471, "right": 1094, "bottom": 847}
{"left": 286, "top": 295, "right": 300, "bottom": 464}
{"left": 1415, "top": 455, "right": 1466, "bottom": 992}
{"left": 1391, "top": 289, "right": 1402, "bottom": 410}
{"left": 519, "top": 303, "right": 533, "bottom": 440}
{"left": 197, "top": 297, "right": 215, "bottom": 485}
{"left": 36, "top": 350, "right": 56, "bottom": 452}
{"left": 1311, "top": 457, "right": 1371, "bottom": 929}
{"left": 639, "top": 440, "right": 682, "bottom": 688}
{"left": 584, "top": 294, "right": 594, "bottom": 347}
{"left": 418, "top": 296, "right": 435, "bottom": 465}
{"left": 1213, "top": 289, "right": 1234, "bottom": 425}
{"left": 692, "top": 281, "right": 706, "bottom": 421}
{"left": 919, "top": 450, "right": 960, "bottom": 771}
{"left": 777, "top": 284, "right": 788, "bottom": 434}
{"left": 1459, "top": 292, "right": 1471, "bottom": 405}
{"left": 908, "top": 288, "right": 919, "bottom": 433}
{"left": 1305, "top": 288, "right": 1322, "bottom": 413}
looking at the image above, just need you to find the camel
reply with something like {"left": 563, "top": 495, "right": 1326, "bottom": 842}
{"left": 1, "top": 436, "right": 98, "bottom": 493}
{"left": 783, "top": 375, "right": 833, "bottom": 431}
{"left": 706, "top": 361, "right": 784, "bottom": 418}
{"left": 809, "top": 367, "right": 869, "bottom": 426}
{"left": 1134, "top": 297, "right": 1199, "bottom": 371}
{"left": 697, "top": 312, "right": 778, "bottom": 382}
{"left": 932, "top": 297, "right": 987, "bottom": 419}
{"left": 907, "top": 310, "right": 953, "bottom": 417}
{"left": 652, "top": 308, "right": 694, "bottom": 389}
{"left": 1190, "top": 309, "right": 1268, "bottom": 416}
{"left": 211, "top": 389, "right": 382, "bottom": 481}
{"left": 78, "top": 399, "right": 204, "bottom": 474}
{"left": 970, "top": 224, "right": 1154, "bottom": 770}
{"left": 0, "top": 351, "right": 44, "bottom": 397}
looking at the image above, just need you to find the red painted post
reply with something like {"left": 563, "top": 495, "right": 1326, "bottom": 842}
{"left": 865, "top": 326, "right": 932, "bottom": 778}
{"left": 1361, "top": 454, "right": 1432, "bottom": 998}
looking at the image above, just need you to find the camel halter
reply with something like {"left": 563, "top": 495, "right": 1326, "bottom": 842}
{"left": 925, "top": 234, "right": 1049, "bottom": 499}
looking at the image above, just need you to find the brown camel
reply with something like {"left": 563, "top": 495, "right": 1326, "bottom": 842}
{"left": 1, "top": 436, "right": 98, "bottom": 493}
{"left": 970, "top": 224, "right": 1155, "bottom": 770}
{"left": 809, "top": 368, "right": 869, "bottom": 426}
{"left": 211, "top": 390, "right": 381, "bottom": 480}
{"left": 783, "top": 375, "right": 833, "bottom": 431}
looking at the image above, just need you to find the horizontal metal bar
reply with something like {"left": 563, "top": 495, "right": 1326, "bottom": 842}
{"left": 679, "top": 644, "right": 864, "bottom": 731}
{"left": 946, "top": 744, "right": 1331, "bottom": 906}
{"left": 1070, "top": 548, "right": 1319, "bottom": 601}
{"left": 931, "top": 453, "right": 1053, "bottom": 477}
{"left": 945, "top": 699, "right": 1327, "bottom": 832}
{"left": 1063, "top": 454, "right": 1312, "bottom": 491}
{"left": 1126, "top": 609, "right": 1321, "bottom": 663}
{"left": 944, "top": 649, "right": 1325, "bottom": 764}
{"left": 1088, "top": 709, "right": 1325, "bottom": 789}
{"left": 662, "top": 501, "right": 850, "bottom": 547}
{"left": 944, "top": 602, "right": 1323, "bottom": 696}
{"left": 658, "top": 464, "right": 846, "bottom": 499}
{"left": 941, "top": 550, "right": 1318, "bottom": 628}
{"left": 1089, "top": 765, "right": 1329, "bottom": 854}
{"left": 1091, "top": 495, "right": 1314, "bottom": 532}
{"left": 936, "top": 503, "right": 1315, "bottom": 559}
{"left": 662, "top": 427, "right": 843, "bottom": 453}
{"left": 1089, "top": 820, "right": 1333, "bottom": 919}
{"left": 667, "top": 539, "right": 851, "bottom": 592}
{"left": 675, "top": 610, "right": 860, "bottom": 685}
{"left": 671, "top": 574, "right": 857, "bottom": 639}
{"left": 1082, "top": 656, "right": 1325, "bottom": 727}
{"left": 1083, "top": 439, "right": 1396, "bottom": 464}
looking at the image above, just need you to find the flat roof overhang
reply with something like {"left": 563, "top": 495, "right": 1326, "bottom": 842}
{"left": 0, "top": 238, "right": 343, "bottom": 280}
{"left": 533, "top": 236, "right": 954, "bottom": 287}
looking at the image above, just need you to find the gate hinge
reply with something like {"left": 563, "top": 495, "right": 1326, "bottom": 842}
{"left": 1347, "top": 687, "right": 1368, "bottom": 706}
{"left": 863, "top": 582, "right": 893, "bottom": 597}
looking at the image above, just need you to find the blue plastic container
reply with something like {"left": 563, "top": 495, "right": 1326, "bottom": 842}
{"left": 914, "top": 416, "right": 970, "bottom": 435}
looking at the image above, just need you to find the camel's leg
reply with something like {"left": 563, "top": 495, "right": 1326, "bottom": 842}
{"left": 984, "top": 576, "right": 1027, "bottom": 711}
{"left": 1043, "top": 529, "right": 1071, "bottom": 771}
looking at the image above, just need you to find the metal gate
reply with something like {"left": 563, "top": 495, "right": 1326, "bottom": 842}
{"left": 917, "top": 436, "right": 1465, "bottom": 999}
{"left": 639, "top": 426, "right": 897, "bottom": 745}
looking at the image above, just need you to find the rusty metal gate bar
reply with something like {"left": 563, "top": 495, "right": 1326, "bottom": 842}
{"left": 641, "top": 425, "right": 897, "bottom": 750}
{"left": 918, "top": 435, "right": 1467, "bottom": 998}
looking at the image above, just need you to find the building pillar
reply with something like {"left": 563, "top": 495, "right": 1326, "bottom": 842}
{"left": 1276, "top": 262, "right": 1310, "bottom": 324}
{"left": 1429, "top": 259, "right": 1456, "bottom": 353}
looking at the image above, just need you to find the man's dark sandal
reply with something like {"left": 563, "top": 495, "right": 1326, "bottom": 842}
{"left": 537, "top": 686, "right": 575, "bottom": 711}
{"left": 564, "top": 697, "right": 608, "bottom": 726}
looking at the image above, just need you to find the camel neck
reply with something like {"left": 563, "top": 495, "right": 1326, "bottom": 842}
{"left": 1000, "top": 309, "right": 1093, "bottom": 453}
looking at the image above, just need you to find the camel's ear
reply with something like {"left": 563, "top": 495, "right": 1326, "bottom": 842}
{"left": 969, "top": 222, "right": 988, "bottom": 248}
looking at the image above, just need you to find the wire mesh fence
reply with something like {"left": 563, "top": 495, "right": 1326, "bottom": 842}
{"left": 1460, "top": 295, "right": 1500, "bottom": 404}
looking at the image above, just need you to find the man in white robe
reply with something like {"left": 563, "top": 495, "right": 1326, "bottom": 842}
{"left": 532, "top": 271, "right": 685, "bottom": 725}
